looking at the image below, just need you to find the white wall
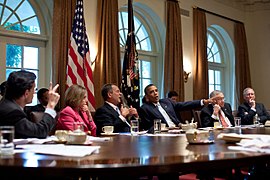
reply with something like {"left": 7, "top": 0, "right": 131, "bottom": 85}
{"left": 245, "top": 10, "right": 270, "bottom": 108}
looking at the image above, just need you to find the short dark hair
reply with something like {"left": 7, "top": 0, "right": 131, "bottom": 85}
{"left": 144, "top": 84, "right": 154, "bottom": 95}
{"left": 37, "top": 88, "right": 49, "bottom": 100}
{"left": 168, "top": 91, "right": 178, "bottom": 98}
{"left": 5, "top": 70, "right": 36, "bottom": 100}
{"left": 101, "top": 84, "right": 113, "bottom": 101}
{"left": 0, "top": 81, "right": 7, "bottom": 96}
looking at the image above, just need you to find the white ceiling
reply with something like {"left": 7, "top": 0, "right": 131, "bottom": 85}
{"left": 214, "top": 0, "right": 270, "bottom": 11}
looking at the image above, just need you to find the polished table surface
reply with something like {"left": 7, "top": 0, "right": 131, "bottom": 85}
{"left": 1, "top": 127, "right": 270, "bottom": 179}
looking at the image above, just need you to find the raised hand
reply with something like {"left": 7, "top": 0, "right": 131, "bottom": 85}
{"left": 46, "top": 82, "right": 60, "bottom": 109}
{"left": 129, "top": 105, "right": 139, "bottom": 118}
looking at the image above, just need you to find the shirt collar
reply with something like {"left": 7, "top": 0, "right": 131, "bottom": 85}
{"left": 105, "top": 101, "right": 118, "bottom": 110}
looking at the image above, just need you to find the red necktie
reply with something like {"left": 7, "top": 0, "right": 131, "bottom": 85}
{"left": 219, "top": 112, "right": 228, "bottom": 127}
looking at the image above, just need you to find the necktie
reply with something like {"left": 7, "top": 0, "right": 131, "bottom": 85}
{"left": 157, "top": 103, "right": 175, "bottom": 127}
{"left": 115, "top": 107, "right": 121, "bottom": 115}
{"left": 116, "top": 107, "right": 130, "bottom": 127}
{"left": 219, "top": 112, "right": 228, "bottom": 127}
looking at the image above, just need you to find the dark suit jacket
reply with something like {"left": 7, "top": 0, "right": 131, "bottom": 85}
{"left": 238, "top": 102, "right": 270, "bottom": 125}
{"left": 139, "top": 98, "right": 202, "bottom": 131}
{"left": 200, "top": 103, "right": 234, "bottom": 127}
{"left": 0, "top": 98, "right": 56, "bottom": 138}
{"left": 94, "top": 103, "right": 130, "bottom": 135}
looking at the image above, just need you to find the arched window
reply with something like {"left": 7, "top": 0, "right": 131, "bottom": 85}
{"left": 118, "top": 3, "right": 164, "bottom": 101}
{"left": 207, "top": 25, "right": 235, "bottom": 108}
{"left": 0, "top": 0, "right": 49, "bottom": 105}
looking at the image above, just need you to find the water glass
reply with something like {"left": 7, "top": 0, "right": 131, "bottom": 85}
{"left": 234, "top": 117, "right": 241, "bottom": 127}
{"left": 73, "top": 122, "right": 84, "bottom": 133}
{"left": 0, "top": 126, "right": 15, "bottom": 155}
{"left": 154, "top": 119, "right": 161, "bottom": 134}
{"left": 130, "top": 119, "right": 139, "bottom": 135}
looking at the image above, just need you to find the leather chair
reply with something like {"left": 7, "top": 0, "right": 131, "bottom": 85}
{"left": 29, "top": 111, "right": 58, "bottom": 135}
{"left": 192, "top": 110, "right": 202, "bottom": 128}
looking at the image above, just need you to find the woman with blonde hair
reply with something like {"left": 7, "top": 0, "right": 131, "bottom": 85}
{"left": 56, "top": 85, "right": 96, "bottom": 136}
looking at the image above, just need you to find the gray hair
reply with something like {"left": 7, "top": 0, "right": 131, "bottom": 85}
{"left": 243, "top": 87, "right": 254, "bottom": 96}
{"left": 209, "top": 90, "right": 223, "bottom": 98}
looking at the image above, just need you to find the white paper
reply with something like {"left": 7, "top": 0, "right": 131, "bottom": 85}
{"left": 16, "top": 144, "right": 100, "bottom": 157}
{"left": 227, "top": 134, "right": 270, "bottom": 154}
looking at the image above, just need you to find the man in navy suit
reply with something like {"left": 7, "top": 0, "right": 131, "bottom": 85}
{"left": 200, "top": 90, "right": 234, "bottom": 127}
{"left": 94, "top": 83, "right": 138, "bottom": 135}
{"left": 139, "top": 84, "right": 214, "bottom": 132}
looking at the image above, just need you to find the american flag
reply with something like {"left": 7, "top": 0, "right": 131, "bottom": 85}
{"left": 121, "top": 0, "right": 140, "bottom": 110}
{"left": 66, "top": 0, "right": 95, "bottom": 111}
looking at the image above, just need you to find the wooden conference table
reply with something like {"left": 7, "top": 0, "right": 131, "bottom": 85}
{"left": 1, "top": 127, "right": 270, "bottom": 179}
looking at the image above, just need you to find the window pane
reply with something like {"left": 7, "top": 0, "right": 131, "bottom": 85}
{"left": 0, "top": 0, "right": 41, "bottom": 34}
{"left": 6, "top": 44, "right": 22, "bottom": 68}
{"left": 215, "top": 71, "right": 221, "bottom": 84}
{"left": 118, "top": 11, "right": 151, "bottom": 51}
{"left": 23, "top": 46, "right": 38, "bottom": 69}
{"left": 16, "top": 1, "right": 36, "bottom": 20}
{"left": 214, "top": 53, "right": 221, "bottom": 63}
{"left": 22, "top": 17, "right": 40, "bottom": 34}
{"left": 6, "top": 0, "right": 21, "bottom": 9}
{"left": 142, "top": 79, "right": 151, "bottom": 93}
{"left": 209, "top": 85, "right": 215, "bottom": 94}
{"left": 142, "top": 61, "right": 151, "bottom": 78}
{"left": 216, "top": 85, "right": 221, "bottom": 90}
{"left": 208, "top": 70, "right": 214, "bottom": 84}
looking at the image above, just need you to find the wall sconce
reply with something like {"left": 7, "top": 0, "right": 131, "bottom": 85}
{"left": 184, "top": 71, "right": 191, "bottom": 83}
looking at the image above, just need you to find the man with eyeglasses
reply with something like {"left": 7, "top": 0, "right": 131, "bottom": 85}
{"left": 200, "top": 90, "right": 234, "bottom": 127}
{"left": 238, "top": 87, "right": 270, "bottom": 125}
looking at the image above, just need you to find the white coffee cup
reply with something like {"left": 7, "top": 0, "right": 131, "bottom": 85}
{"left": 161, "top": 123, "right": 166, "bottom": 130}
{"left": 55, "top": 130, "right": 69, "bottom": 141}
{"left": 186, "top": 130, "right": 210, "bottom": 143}
{"left": 102, "top": 126, "right": 114, "bottom": 134}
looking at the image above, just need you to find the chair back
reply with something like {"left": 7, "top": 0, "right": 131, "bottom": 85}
{"left": 193, "top": 110, "right": 202, "bottom": 128}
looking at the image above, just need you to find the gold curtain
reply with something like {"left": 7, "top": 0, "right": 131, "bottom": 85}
{"left": 93, "top": 0, "right": 121, "bottom": 108}
{"left": 234, "top": 22, "right": 251, "bottom": 106}
{"left": 52, "top": 0, "right": 76, "bottom": 110}
{"left": 164, "top": 0, "right": 184, "bottom": 101}
{"left": 193, "top": 8, "right": 208, "bottom": 100}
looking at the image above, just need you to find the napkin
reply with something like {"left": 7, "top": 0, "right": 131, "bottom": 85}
{"left": 228, "top": 135, "right": 270, "bottom": 153}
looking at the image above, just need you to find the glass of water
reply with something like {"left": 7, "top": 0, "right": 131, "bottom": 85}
{"left": 0, "top": 126, "right": 15, "bottom": 155}
{"left": 130, "top": 119, "right": 139, "bottom": 135}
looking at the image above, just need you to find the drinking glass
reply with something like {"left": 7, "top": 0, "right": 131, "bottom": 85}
{"left": 130, "top": 119, "right": 139, "bottom": 135}
{"left": 154, "top": 119, "right": 161, "bottom": 134}
{"left": 234, "top": 117, "right": 241, "bottom": 127}
{"left": 0, "top": 126, "right": 15, "bottom": 155}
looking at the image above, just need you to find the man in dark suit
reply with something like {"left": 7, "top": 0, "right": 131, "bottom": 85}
{"left": 24, "top": 88, "right": 48, "bottom": 117}
{"left": 139, "top": 84, "right": 214, "bottom": 132}
{"left": 94, "top": 83, "right": 138, "bottom": 135}
{"left": 0, "top": 70, "right": 60, "bottom": 138}
{"left": 200, "top": 90, "right": 234, "bottom": 128}
{"left": 238, "top": 87, "right": 270, "bottom": 125}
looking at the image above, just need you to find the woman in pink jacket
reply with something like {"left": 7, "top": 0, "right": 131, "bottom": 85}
{"left": 56, "top": 85, "right": 96, "bottom": 136}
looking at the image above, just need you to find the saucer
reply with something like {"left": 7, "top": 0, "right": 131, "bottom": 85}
{"left": 53, "top": 140, "right": 67, "bottom": 144}
{"left": 100, "top": 133, "right": 119, "bottom": 136}
{"left": 161, "top": 128, "right": 169, "bottom": 132}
